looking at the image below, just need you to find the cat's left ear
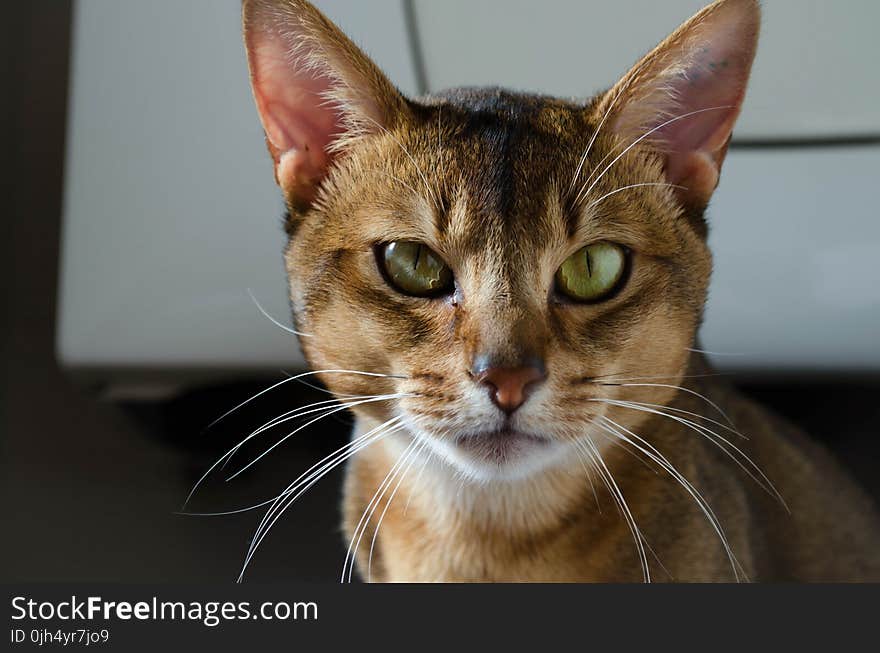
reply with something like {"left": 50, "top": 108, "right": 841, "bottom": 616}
{"left": 243, "top": 0, "right": 410, "bottom": 208}
{"left": 599, "top": 0, "right": 760, "bottom": 210}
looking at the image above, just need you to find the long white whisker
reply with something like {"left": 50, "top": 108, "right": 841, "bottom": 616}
{"left": 180, "top": 422, "right": 397, "bottom": 517}
{"left": 247, "top": 288, "right": 312, "bottom": 338}
{"left": 190, "top": 399, "right": 336, "bottom": 507}
{"left": 576, "top": 105, "right": 734, "bottom": 206}
{"left": 599, "top": 395, "right": 742, "bottom": 439}
{"left": 204, "top": 368, "right": 407, "bottom": 431}
{"left": 594, "top": 415, "right": 746, "bottom": 581}
{"left": 576, "top": 437, "right": 650, "bottom": 582}
{"left": 241, "top": 393, "right": 397, "bottom": 446}
{"left": 225, "top": 395, "right": 414, "bottom": 482}
{"left": 572, "top": 441, "right": 603, "bottom": 514}
{"left": 367, "top": 437, "right": 429, "bottom": 582}
{"left": 567, "top": 56, "right": 653, "bottom": 198}
{"left": 587, "top": 371, "right": 725, "bottom": 384}
{"left": 584, "top": 182, "right": 685, "bottom": 212}
{"left": 237, "top": 417, "right": 407, "bottom": 582}
{"left": 342, "top": 433, "right": 420, "bottom": 583}
{"left": 203, "top": 376, "right": 297, "bottom": 432}
{"left": 185, "top": 394, "right": 403, "bottom": 509}
{"left": 610, "top": 382, "right": 736, "bottom": 429}
{"left": 245, "top": 417, "right": 404, "bottom": 557}
{"left": 218, "top": 394, "right": 378, "bottom": 474}
{"left": 347, "top": 436, "right": 420, "bottom": 583}
{"left": 238, "top": 397, "right": 353, "bottom": 446}
{"left": 593, "top": 398, "right": 788, "bottom": 510}
{"left": 687, "top": 347, "right": 745, "bottom": 356}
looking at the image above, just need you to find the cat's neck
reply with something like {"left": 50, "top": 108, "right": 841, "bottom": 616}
{"left": 347, "top": 413, "right": 673, "bottom": 581}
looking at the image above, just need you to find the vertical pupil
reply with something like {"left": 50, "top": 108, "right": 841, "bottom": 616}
{"left": 584, "top": 248, "right": 593, "bottom": 277}
{"left": 413, "top": 244, "right": 422, "bottom": 271}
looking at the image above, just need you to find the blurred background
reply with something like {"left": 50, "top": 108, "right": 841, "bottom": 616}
{"left": 3, "top": 0, "right": 878, "bottom": 582}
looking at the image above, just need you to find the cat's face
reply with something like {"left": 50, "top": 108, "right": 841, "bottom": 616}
{"left": 244, "top": 0, "right": 758, "bottom": 480}
{"left": 285, "top": 94, "right": 710, "bottom": 480}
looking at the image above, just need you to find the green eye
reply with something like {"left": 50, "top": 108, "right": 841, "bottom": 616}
{"left": 555, "top": 242, "right": 627, "bottom": 302}
{"left": 380, "top": 241, "right": 454, "bottom": 297}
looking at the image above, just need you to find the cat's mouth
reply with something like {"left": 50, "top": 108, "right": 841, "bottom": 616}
{"left": 453, "top": 430, "right": 553, "bottom": 466}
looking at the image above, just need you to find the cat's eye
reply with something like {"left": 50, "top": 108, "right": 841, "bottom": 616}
{"left": 379, "top": 241, "right": 454, "bottom": 297}
{"left": 555, "top": 242, "right": 627, "bottom": 303}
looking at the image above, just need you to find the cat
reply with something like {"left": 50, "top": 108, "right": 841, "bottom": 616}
{"left": 240, "top": 0, "right": 880, "bottom": 581}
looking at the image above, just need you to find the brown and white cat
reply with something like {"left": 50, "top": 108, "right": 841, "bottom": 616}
{"left": 242, "top": 0, "right": 880, "bottom": 581}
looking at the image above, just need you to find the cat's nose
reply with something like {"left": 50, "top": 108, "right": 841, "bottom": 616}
{"left": 471, "top": 356, "right": 547, "bottom": 414}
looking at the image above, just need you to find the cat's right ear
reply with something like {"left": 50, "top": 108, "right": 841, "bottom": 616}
{"left": 597, "top": 0, "right": 760, "bottom": 212}
{"left": 243, "top": 0, "right": 409, "bottom": 208}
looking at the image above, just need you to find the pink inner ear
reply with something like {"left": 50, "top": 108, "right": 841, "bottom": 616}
{"left": 656, "top": 40, "right": 749, "bottom": 187}
{"left": 249, "top": 39, "right": 345, "bottom": 202}
{"left": 611, "top": 1, "right": 759, "bottom": 206}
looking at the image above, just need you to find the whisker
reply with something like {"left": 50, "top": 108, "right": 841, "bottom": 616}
{"left": 604, "top": 382, "right": 736, "bottom": 429}
{"left": 240, "top": 397, "right": 352, "bottom": 444}
{"left": 189, "top": 399, "right": 337, "bottom": 507}
{"left": 349, "top": 435, "right": 422, "bottom": 584}
{"left": 242, "top": 392, "right": 398, "bottom": 444}
{"left": 436, "top": 105, "right": 446, "bottom": 211}
{"left": 575, "top": 105, "right": 735, "bottom": 206}
{"left": 575, "top": 437, "right": 650, "bottom": 582}
{"left": 568, "top": 103, "right": 614, "bottom": 199}
{"left": 592, "top": 398, "right": 788, "bottom": 510}
{"left": 185, "top": 394, "right": 403, "bottom": 509}
{"left": 367, "top": 436, "right": 429, "bottom": 582}
{"left": 203, "top": 376, "right": 298, "bottom": 433}
{"left": 572, "top": 442, "right": 603, "bottom": 514}
{"left": 594, "top": 415, "right": 746, "bottom": 581}
{"left": 244, "top": 417, "right": 405, "bottom": 553}
{"left": 281, "top": 373, "right": 362, "bottom": 398}
{"left": 204, "top": 368, "right": 408, "bottom": 431}
{"left": 585, "top": 371, "right": 726, "bottom": 383}
{"left": 604, "top": 435, "right": 662, "bottom": 476}
{"left": 567, "top": 56, "right": 653, "bottom": 199}
{"left": 687, "top": 347, "right": 745, "bottom": 356}
{"left": 598, "top": 394, "right": 741, "bottom": 438}
{"left": 247, "top": 288, "right": 312, "bottom": 338}
{"left": 238, "top": 416, "right": 408, "bottom": 582}
{"left": 583, "top": 182, "right": 686, "bottom": 212}
{"left": 342, "top": 432, "right": 421, "bottom": 583}
{"left": 225, "top": 394, "right": 414, "bottom": 482}
{"left": 179, "top": 421, "right": 394, "bottom": 517}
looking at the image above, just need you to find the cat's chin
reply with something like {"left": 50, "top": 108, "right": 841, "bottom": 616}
{"left": 431, "top": 430, "right": 569, "bottom": 482}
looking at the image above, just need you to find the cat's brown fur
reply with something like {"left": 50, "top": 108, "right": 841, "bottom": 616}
{"left": 346, "top": 356, "right": 880, "bottom": 581}
{"left": 243, "top": 0, "right": 880, "bottom": 581}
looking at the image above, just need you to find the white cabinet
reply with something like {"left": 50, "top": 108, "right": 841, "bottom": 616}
{"left": 704, "top": 146, "right": 880, "bottom": 372}
{"left": 413, "top": 0, "right": 880, "bottom": 139}
{"left": 58, "top": 0, "right": 417, "bottom": 387}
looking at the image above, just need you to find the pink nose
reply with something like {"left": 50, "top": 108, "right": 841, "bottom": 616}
{"left": 472, "top": 363, "right": 546, "bottom": 414}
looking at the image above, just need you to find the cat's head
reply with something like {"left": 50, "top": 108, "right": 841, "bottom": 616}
{"left": 243, "top": 0, "right": 759, "bottom": 481}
